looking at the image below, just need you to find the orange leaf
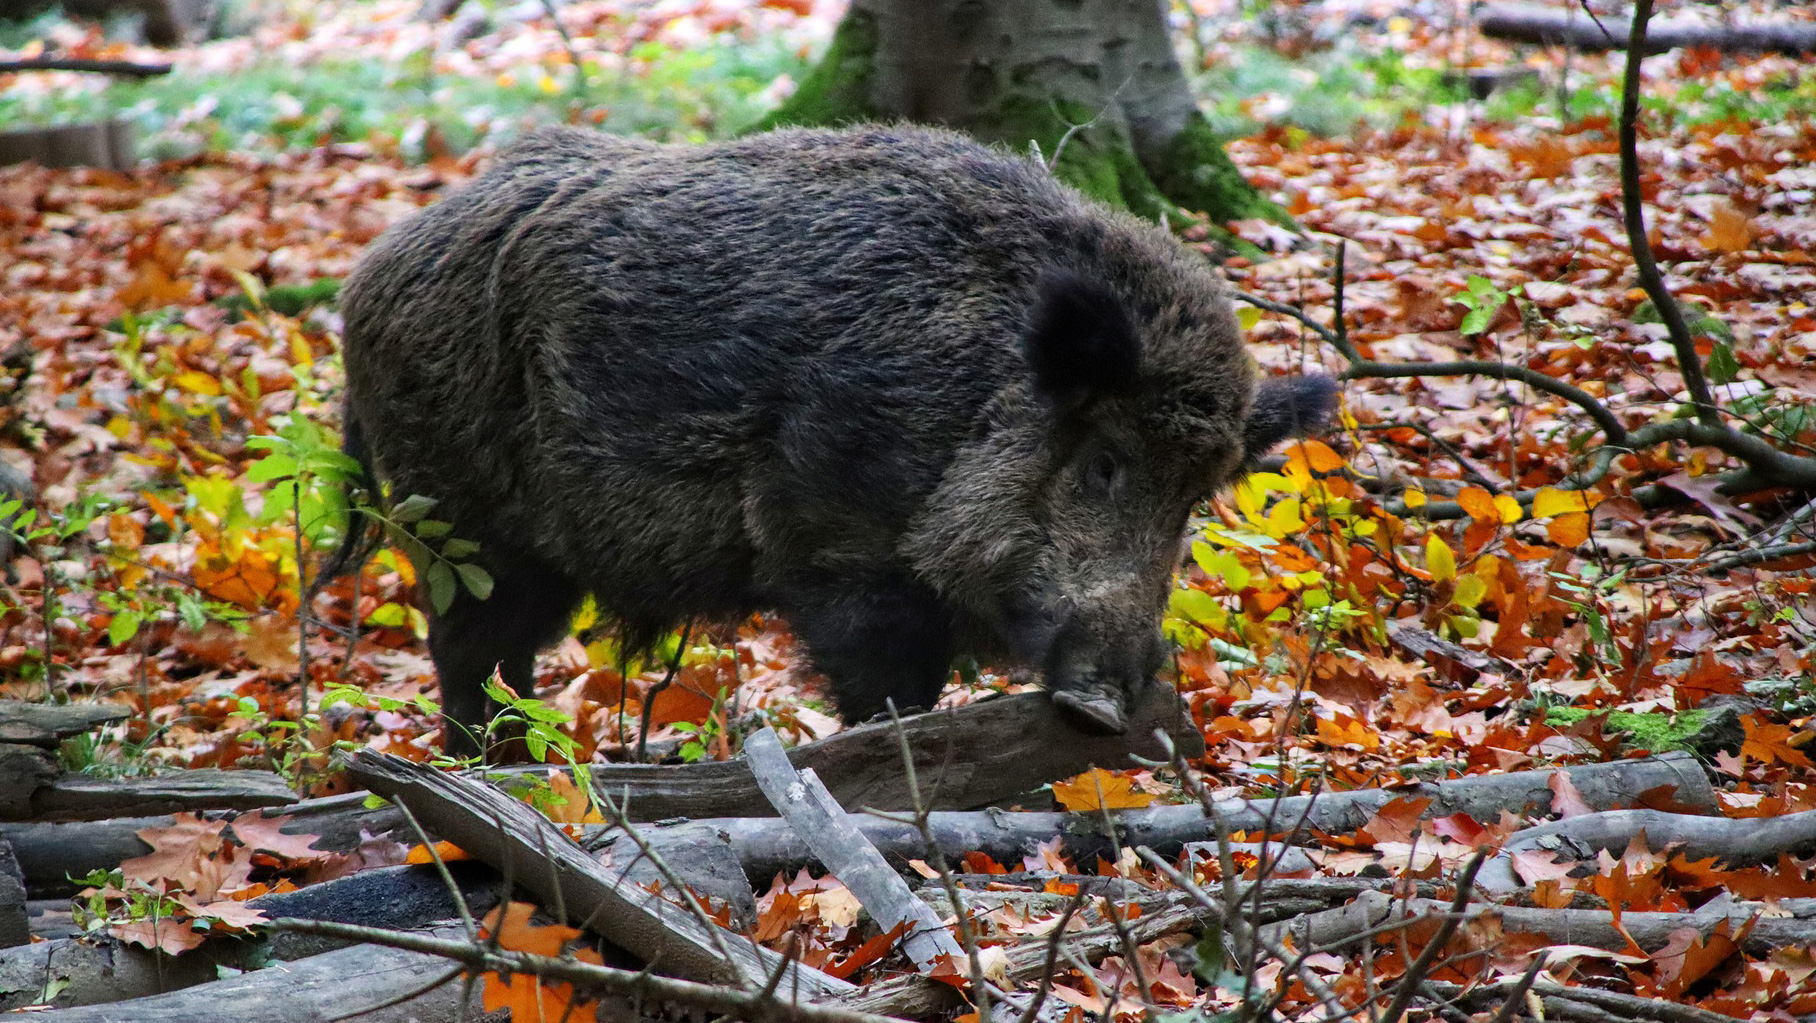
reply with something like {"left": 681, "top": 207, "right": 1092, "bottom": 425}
{"left": 539, "top": 771, "right": 607, "bottom": 825}
{"left": 825, "top": 920, "right": 909, "bottom": 980}
{"left": 479, "top": 902, "right": 603, "bottom": 1022}
{"left": 1287, "top": 439, "right": 1346, "bottom": 474}
{"left": 228, "top": 812, "right": 326, "bottom": 862}
{"left": 124, "top": 814, "right": 228, "bottom": 889}
{"left": 1546, "top": 511, "right": 1591, "bottom": 546}
{"left": 116, "top": 261, "right": 196, "bottom": 310}
{"left": 1052, "top": 769, "right": 1155, "bottom": 811}
{"left": 1455, "top": 487, "right": 1498, "bottom": 523}
{"left": 1699, "top": 199, "right": 1754, "bottom": 254}
{"left": 1742, "top": 718, "right": 1814, "bottom": 769}
{"left": 406, "top": 840, "right": 470, "bottom": 864}
{"left": 961, "top": 850, "right": 1009, "bottom": 874}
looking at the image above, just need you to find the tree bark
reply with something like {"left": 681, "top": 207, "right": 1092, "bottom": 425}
{"left": 759, "top": 0, "right": 1287, "bottom": 226}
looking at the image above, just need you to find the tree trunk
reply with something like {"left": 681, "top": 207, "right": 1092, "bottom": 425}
{"left": 759, "top": 0, "right": 1288, "bottom": 226}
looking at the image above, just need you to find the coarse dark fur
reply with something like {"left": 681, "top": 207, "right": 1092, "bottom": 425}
{"left": 336, "top": 124, "right": 1335, "bottom": 756}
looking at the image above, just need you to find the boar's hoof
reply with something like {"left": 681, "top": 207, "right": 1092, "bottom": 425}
{"left": 1051, "top": 687, "right": 1129, "bottom": 735}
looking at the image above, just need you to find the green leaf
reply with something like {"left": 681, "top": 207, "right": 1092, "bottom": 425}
{"left": 108, "top": 610, "right": 143, "bottom": 646}
{"left": 365, "top": 602, "right": 410, "bottom": 628}
{"left": 391, "top": 494, "right": 438, "bottom": 524}
{"left": 413, "top": 519, "right": 453, "bottom": 539}
{"left": 440, "top": 538, "right": 480, "bottom": 559}
{"left": 1707, "top": 339, "right": 1740, "bottom": 385}
{"left": 427, "top": 561, "right": 456, "bottom": 615}
{"left": 456, "top": 563, "right": 494, "bottom": 600}
{"left": 1169, "top": 587, "right": 1222, "bottom": 626}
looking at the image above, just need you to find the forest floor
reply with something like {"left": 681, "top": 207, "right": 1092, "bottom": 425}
{"left": 2, "top": 0, "right": 1816, "bottom": 1020}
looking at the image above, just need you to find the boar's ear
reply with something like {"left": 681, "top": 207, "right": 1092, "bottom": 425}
{"left": 1244, "top": 375, "right": 1338, "bottom": 457}
{"left": 1023, "top": 270, "right": 1142, "bottom": 415}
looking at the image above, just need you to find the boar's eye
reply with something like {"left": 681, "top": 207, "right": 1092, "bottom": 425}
{"left": 1080, "top": 448, "right": 1122, "bottom": 498}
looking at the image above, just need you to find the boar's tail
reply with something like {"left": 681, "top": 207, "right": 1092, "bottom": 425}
{"left": 309, "top": 402, "right": 383, "bottom": 594}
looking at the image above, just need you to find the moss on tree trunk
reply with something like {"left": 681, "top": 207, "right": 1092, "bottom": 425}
{"left": 754, "top": 0, "right": 1291, "bottom": 231}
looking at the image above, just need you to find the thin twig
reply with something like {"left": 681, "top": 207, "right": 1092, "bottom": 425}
{"left": 637, "top": 623, "right": 692, "bottom": 761}
{"left": 1618, "top": 0, "right": 1719, "bottom": 429}
{"left": 1013, "top": 888, "right": 1089, "bottom": 1023}
{"left": 885, "top": 704, "right": 993, "bottom": 1023}
{"left": 1091, "top": 791, "right": 1154, "bottom": 1015}
{"left": 1485, "top": 956, "right": 1547, "bottom": 1023}
{"left": 1376, "top": 851, "right": 1488, "bottom": 1023}
{"left": 591, "top": 784, "right": 754, "bottom": 990}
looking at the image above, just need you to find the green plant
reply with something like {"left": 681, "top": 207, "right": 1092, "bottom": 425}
{"left": 227, "top": 693, "right": 318, "bottom": 781}
{"left": 70, "top": 869, "right": 186, "bottom": 935}
{"left": 1457, "top": 276, "right": 1513, "bottom": 336}
{"left": 0, "top": 491, "right": 112, "bottom": 689}
{"left": 671, "top": 715, "right": 724, "bottom": 763}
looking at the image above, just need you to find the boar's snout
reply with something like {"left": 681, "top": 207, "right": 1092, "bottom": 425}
{"left": 1035, "top": 611, "right": 1168, "bottom": 735}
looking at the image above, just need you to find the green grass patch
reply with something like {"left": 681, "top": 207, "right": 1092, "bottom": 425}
{"left": 0, "top": 34, "right": 811, "bottom": 160}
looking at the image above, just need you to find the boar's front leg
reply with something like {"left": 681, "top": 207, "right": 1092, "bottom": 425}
{"left": 783, "top": 573, "right": 959, "bottom": 726}
{"left": 425, "top": 557, "right": 582, "bottom": 758}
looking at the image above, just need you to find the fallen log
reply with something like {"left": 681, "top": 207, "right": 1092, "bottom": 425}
{"left": 546, "top": 682, "right": 1203, "bottom": 819}
{"left": 0, "top": 58, "right": 173, "bottom": 75}
{"left": 0, "top": 700, "right": 292, "bottom": 823}
{"left": 1477, "top": 3, "right": 1816, "bottom": 54}
{"left": 600, "top": 752, "right": 1718, "bottom": 887}
{"left": 1476, "top": 806, "right": 1816, "bottom": 892}
{"left": 31, "top": 769, "right": 296, "bottom": 822}
{"left": 1264, "top": 890, "right": 1816, "bottom": 956}
{"left": 3, "top": 687, "right": 1200, "bottom": 894}
{"left": 345, "top": 748, "right": 851, "bottom": 997}
{"left": 9, "top": 747, "right": 1690, "bottom": 897}
{"left": 0, "top": 701, "right": 130, "bottom": 744}
{"left": 0, "top": 930, "right": 263, "bottom": 1013}
{"left": 0, "top": 861, "right": 503, "bottom": 1011}
{"left": 11, "top": 924, "right": 500, "bottom": 1022}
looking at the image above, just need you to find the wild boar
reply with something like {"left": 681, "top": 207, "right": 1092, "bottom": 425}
{"left": 334, "top": 124, "right": 1335, "bottom": 755}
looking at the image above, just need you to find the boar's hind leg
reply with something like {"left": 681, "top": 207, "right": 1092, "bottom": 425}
{"left": 786, "top": 577, "right": 958, "bottom": 727}
{"left": 426, "top": 559, "right": 582, "bottom": 757}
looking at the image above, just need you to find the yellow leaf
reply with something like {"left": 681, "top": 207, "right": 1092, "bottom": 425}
{"left": 1426, "top": 534, "right": 1457, "bottom": 584}
{"left": 1237, "top": 306, "right": 1263, "bottom": 330}
{"left": 1403, "top": 488, "right": 1427, "bottom": 509}
{"left": 1453, "top": 574, "right": 1487, "bottom": 609}
{"left": 1492, "top": 494, "right": 1524, "bottom": 525}
{"left": 1532, "top": 487, "right": 1597, "bottom": 518}
{"left": 173, "top": 371, "right": 223, "bottom": 396}
{"left": 228, "top": 268, "right": 265, "bottom": 306}
{"left": 1052, "top": 769, "right": 1154, "bottom": 811}
{"left": 1263, "top": 497, "right": 1305, "bottom": 537}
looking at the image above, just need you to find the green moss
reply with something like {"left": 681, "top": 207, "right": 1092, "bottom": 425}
{"left": 1542, "top": 707, "right": 1740, "bottom": 757}
{"left": 751, "top": 22, "right": 1286, "bottom": 239}
{"left": 216, "top": 277, "right": 341, "bottom": 318}
{"left": 964, "top": 96, "right": 1169, "bottom": 220}
{"left": 749, "top": 9, "right": 880, "bottom": 131}
{"left": 1146, "top": 113, "right": 1292, "bottom": 227}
